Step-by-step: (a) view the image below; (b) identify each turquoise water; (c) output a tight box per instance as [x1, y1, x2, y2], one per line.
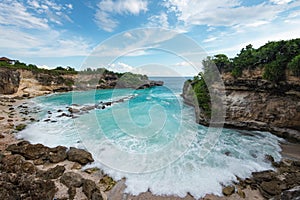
[18, 77, 282, 198]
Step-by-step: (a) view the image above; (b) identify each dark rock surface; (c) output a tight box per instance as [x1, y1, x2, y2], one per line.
[67, 147, 94, 165]
[60, 172, 83, 188]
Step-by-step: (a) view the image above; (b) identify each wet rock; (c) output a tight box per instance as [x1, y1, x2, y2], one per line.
[252, 170, 276, 182]
[222, 185, 235, 196]
[49, 146, 67, 163]
[68, 107, 80, 113]
[280, 186, 300, 200]
[67, 147, 94, 165]
[57, 109, 63, 112]
[82, 179, 101, 199]
[15, 124, 26, 131]
[84, 167, 100, 174]
[260, 180, 282, 197]
[37, 165, 65, 180]
[99, 175, 116, 191]
[0, 116, 5, 120]
[60, 172, 83, 188]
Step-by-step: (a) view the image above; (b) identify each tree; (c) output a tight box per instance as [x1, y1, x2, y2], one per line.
[288, 54, 300, 77]
[213, 54, 231, 72]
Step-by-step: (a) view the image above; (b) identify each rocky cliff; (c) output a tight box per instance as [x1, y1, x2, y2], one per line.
[0, 67, 163, 98]
[182, 71, 300, 142]
[0, 68, 20, 94]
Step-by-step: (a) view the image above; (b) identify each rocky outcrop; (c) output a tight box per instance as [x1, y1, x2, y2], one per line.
[67, 147, 94, 165]
[182, 74, 300, 142]
[0, 68, 20, 94]
[0, 67, 163, 97]
[1, 141, 112, 199]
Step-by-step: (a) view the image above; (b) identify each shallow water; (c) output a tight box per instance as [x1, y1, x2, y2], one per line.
[18, 77, 282, 199]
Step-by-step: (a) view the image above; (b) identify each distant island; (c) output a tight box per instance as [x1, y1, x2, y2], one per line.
[182, 38, 300, 142]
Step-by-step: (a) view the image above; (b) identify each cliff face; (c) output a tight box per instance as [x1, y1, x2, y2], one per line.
[0, 68, 163, 98]
[182, 72, 300, 142]
[0, 68, 20, 94]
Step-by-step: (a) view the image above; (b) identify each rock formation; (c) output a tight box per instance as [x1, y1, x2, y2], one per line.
[182, 70, 300, 142]
[0, 68, 20, 94]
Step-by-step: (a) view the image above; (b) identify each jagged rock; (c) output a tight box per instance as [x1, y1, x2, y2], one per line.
[7, 141, 50, 160]
[0, 154, 36, 174]
[49, 146, 67, 163]
[82, 179, 102, 200]
[222, 185, 235, 196]
[37, 165, 65, 180]
[0, 173, 56, 200]
[67, 147, 94, 165]
[280, 186, 300, 200]
[260, 180, 282, 197]
[252, 170, 276, 182]
[60, 172, 83, 188]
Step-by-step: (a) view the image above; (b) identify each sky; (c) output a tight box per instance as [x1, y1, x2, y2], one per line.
[0, 0, 300, 76]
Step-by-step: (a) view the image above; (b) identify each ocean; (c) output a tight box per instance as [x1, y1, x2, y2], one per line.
[18, 77, 282, 198]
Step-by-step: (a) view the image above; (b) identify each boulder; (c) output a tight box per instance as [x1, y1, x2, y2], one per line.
[49, 146, 67, 163]
[60, 172, 83, 188]
[37, 165, 65, 180]
[260, 181, 282, 198]
[7, 141, 50, 160]
[67, 147, 94, 165]
[222, 185, 235, 196]
[82, 179, 98, 199]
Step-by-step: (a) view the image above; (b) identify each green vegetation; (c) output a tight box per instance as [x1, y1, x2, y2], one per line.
[0, 60, 78, 75]
[188, 38, 300, 117]
[210, 38, 300, 81]
[288, 54, 300, 77]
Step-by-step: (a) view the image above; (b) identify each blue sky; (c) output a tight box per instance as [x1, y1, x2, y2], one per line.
[0, 0, 299, 76]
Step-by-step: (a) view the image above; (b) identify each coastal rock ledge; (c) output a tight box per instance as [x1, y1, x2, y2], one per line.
[182, 74, 300, 142]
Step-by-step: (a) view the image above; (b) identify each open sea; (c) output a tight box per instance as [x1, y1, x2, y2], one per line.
[18, 77, 282, 198]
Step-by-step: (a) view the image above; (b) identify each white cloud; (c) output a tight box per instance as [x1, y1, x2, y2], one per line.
[108, 62, 134, 73]
[95, 0, 148, 32]
[163, 0, 284, 29]
[147, 12, 169, 28]
[0, 0, 49, 29]
[269, 0, 293, 4]
[0, 26, 92, 57]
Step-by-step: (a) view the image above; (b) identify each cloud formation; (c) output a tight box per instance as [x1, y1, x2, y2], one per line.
[95, 0, 148, 32]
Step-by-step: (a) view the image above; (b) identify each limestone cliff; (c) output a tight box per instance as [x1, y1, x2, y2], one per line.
[182, 71, 300, 142]
[0, 68, 163, 98]
[0, 68, 20, 94]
